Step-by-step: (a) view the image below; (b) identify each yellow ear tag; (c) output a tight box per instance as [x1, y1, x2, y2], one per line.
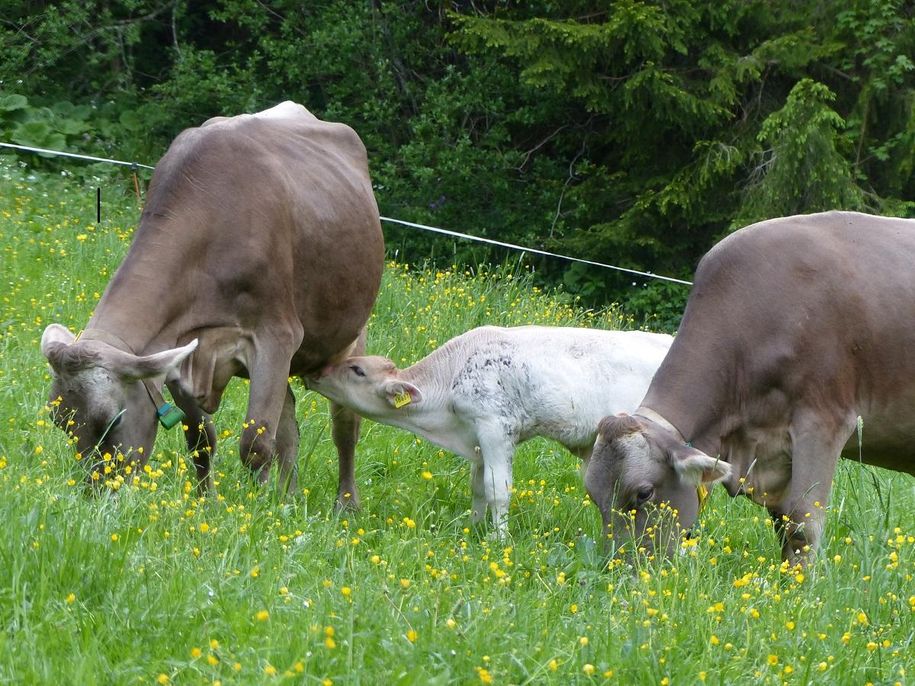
[393, 391, 412, 409]
[697, 483, 710, 514]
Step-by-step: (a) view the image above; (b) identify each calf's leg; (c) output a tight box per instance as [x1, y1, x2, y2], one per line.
[475, 424, 516, 537]
[470, 449, 487, 524]
[572, 445, 592, 482]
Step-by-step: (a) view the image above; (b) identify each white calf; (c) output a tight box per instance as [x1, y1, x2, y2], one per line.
[308, 325, 672, 534]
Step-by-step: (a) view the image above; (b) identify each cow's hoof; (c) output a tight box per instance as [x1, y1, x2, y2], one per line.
[335, 494, 361, 513]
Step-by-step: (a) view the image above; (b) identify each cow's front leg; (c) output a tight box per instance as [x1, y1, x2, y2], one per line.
[774, 412, 853, 565]
[771, 504, 830, 567]
[240, 345, 295, 488]
[330, 328, 366, 511]
[169, 381, 217, 496]
[274, 384, 299, 495]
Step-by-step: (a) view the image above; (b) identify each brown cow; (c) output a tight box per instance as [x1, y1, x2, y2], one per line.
[40, 101, 384, 506]
[585, 211, 915, 564]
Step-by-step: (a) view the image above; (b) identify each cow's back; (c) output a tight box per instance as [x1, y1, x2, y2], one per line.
[116, 102, 384, 375]
[644, 211, 915, 471]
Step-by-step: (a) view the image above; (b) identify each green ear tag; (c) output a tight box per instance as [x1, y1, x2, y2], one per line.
[393, 391, 412, 409]
[157, 402, 186, 430]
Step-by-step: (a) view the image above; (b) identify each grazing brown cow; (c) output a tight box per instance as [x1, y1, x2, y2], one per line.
[40, 101, 384, 506]
[585, 211, 915, 564]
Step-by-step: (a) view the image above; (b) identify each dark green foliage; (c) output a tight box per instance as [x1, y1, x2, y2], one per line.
[738, 79, 864, 226]
[0, 95, 95, 159]
[2, 0, 913, 326]
[451, 1, 913, 276]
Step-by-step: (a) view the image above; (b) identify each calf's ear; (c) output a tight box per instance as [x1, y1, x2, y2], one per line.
[382, 380, 423, 408]
[669, 445, 731, 486]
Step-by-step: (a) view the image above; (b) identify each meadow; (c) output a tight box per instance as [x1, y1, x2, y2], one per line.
[0, 157, 912, 685]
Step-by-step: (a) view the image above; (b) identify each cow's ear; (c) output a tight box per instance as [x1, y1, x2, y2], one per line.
[669, 445, 731, 486]
[382, 380, 423, 409]
[110, 339, 199, 381]
[41, 324, 77, 370]
[597, 413, 642, 441]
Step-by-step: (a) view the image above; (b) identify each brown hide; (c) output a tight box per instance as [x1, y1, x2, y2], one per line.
[42, 102, 384, 503]
[588, 211, 915, 563]
[646, 211, 915, 477]
[94, 102, 382, 375]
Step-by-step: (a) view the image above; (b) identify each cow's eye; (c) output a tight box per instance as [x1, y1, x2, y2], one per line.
[349, 365, 365, 378]
[635, 486, 654, 505]
[110, 413, 123, 429]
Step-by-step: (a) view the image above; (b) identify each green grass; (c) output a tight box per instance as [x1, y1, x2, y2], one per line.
[0, 158, 912, 685]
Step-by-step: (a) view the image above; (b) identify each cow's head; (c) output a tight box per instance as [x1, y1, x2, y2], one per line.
[40, 324, 196, 485]
[307, 355, 422, 417]
[585, 413, 731, 558]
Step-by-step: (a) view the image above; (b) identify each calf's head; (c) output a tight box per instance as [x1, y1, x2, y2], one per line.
[307, 355, 422, 417]
[40, 324, 196, 483]
[585, 413, 730, 558]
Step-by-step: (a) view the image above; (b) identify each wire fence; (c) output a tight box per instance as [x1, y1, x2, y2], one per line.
[0, 142, 155, 170]
[0, 141, 693, 286]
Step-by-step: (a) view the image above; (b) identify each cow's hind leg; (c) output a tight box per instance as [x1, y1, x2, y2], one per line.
[331, 329, 367, 512]
[169, 381, 217, 496]
[331, 401, 361, 511]
[773, 411, 856, 565]
[275, 384, 300, 494]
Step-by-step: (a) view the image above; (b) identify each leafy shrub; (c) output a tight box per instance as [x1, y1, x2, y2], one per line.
[619, 280, 690, 333]
[1, 93, 92, 158]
